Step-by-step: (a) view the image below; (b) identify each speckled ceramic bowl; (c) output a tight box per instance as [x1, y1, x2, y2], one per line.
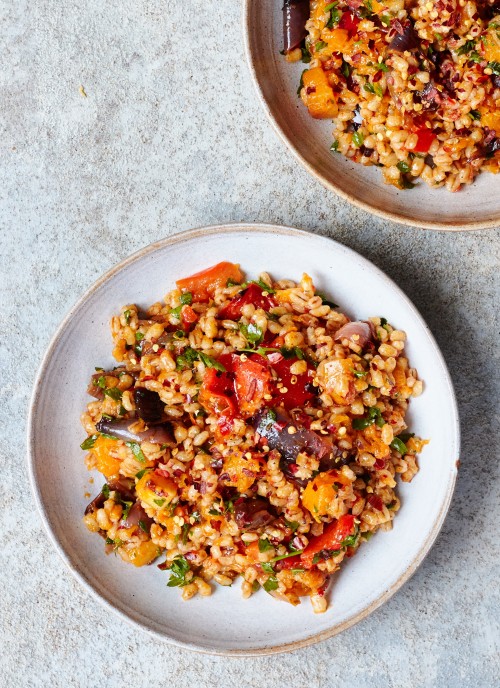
[28, 224, 459, 654]
[243, 1, 500, 230]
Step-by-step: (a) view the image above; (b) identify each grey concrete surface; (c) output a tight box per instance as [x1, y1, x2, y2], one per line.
[1, 1, 499, 686]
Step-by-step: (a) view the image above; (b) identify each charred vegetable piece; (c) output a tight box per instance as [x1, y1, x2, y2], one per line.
[133, 388, 164, 423]
[121, 501, 154, 531]
[300, 514, 356, 568]
[95, 416, 173, 445]
[218, 283, 277, 321]
[176, 262, 243, 302]
[283, 0, 310, 52]
[254, 408, 334, 467]
[233, 497, 275, 531]
[333, 321, 374, 349]
[388, 21, 419, 52]
[87, 368, 127, 400]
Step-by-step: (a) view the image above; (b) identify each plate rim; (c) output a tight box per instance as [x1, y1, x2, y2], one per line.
[242, 1, 498, 232]
[27, 222, 460, 655]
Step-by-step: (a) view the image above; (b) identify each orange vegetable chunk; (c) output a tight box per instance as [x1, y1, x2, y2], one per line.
[176, 262, 243, 302]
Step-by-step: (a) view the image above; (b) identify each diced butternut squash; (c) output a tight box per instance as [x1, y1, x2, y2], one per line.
[480, 110, 500, 133]
[322, 28, 349, 52]
[302, 470, 351, 522]
[221, 451, 262, 493]
[92, 436, 121, 478]
[483, 29, 500, 63]
[127, 540, 161, 567]
[301, 67, 338, 119]
[136, 471, 177, 509]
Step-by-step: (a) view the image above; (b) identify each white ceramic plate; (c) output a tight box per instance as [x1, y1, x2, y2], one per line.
[244, 1, 500, 230]
[28, 224, 459, 655]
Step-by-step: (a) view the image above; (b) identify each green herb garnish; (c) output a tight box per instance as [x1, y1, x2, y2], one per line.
[457, 40, 476, 55]
[258, 538, 273, 553]
[123, 309, 131, 324]
[126, 441, 146, 463]
[239, 322, 264, 346]
[397, 161, 411, 174]
[180, 292, 193, 305]
[138, 520, 149, 533]
[316, 292, 339, 308]
[468, 110, 481, 120]
[488, 61, 500, 75]
[263, 577, 279, 592]
[80, 434, 98, 450]
[104, 387, 122, 401]
[166, 555, 191, 587]
[352, 131, 364, 148]
[284, 519, 300, 533]
[352, 406, 385, 430]
[390, 436, 408, 455]
[261, 562, 275, 574]
[154, 498, 166, 507]
[102, 483, 110, 499]
[269, 550, 303, 563]
[135, 468, 151, 480]
[198, 351, 227, 371]
[330, 139, 340, 153]
[135, 331, 145, 342]
[297, 70, 307, 97]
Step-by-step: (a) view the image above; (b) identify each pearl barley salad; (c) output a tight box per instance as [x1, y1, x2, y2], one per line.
[81, 262, 427, 613]
[283, 0, 500, 191]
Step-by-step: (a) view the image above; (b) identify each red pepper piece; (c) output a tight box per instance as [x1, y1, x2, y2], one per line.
[339, 11, 359, 38]
[300, 514, 356, 569]
[218, 283, 277, 320]
[268, 357, 316, 410]
[412, 126, 436, 153]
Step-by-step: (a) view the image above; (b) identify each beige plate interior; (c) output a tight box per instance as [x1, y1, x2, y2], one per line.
[244, 1, 500, 230]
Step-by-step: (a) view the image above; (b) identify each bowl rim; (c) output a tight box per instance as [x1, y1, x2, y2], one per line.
[27, 222, 460, 655]
[242, 1, 498, 232]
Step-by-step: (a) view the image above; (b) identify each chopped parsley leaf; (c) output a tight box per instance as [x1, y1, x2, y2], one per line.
[397, 161, 411, 174]
[180, 292, 193, 305]
[166, 555, 191, 587]
[258, 538, 273, 553]
[263, 576, 279, 592]
[126, 441, 146, 463]
[239, 322, 264, 346]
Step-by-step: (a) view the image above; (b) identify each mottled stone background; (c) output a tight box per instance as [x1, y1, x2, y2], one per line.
[1, 1, 499, 686]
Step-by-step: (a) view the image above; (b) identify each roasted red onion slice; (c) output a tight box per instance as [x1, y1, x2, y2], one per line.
[121, 501, 153, 530]
[96, 417, 173, 445]
[333, 321, 374, 348]
[283, 0, 310, 52]
[388, 22, 419, 52]
[254, 408, 332, 464]
[133, 387, 165, 423]
[233, 497, 275, 531]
